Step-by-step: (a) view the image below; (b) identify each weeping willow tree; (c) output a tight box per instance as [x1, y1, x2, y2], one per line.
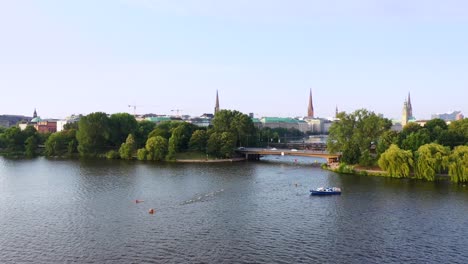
[415, 143, 450, 181]
[378, 144, 413, 178]
[448, 146, 468, 183]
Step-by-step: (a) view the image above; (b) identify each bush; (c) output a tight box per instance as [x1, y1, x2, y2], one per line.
[137, 148, 147, 161]
[106, 150, 120, 159]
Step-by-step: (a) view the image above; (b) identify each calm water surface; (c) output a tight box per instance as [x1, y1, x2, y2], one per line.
[1, 156, 467, 264]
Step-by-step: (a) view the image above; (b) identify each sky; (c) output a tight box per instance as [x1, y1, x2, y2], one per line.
[0, 0, 467, 120]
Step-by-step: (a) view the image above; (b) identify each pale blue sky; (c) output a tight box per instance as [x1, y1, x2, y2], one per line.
[1, 0, 467, 119]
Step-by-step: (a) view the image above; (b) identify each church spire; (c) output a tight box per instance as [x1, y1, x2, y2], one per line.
[335, 105, 338, 118]
[214, 90, 220, 115]
[407, 92, 413, 118]
[307, 89, 314, 118]
[33, 108, 37, 118]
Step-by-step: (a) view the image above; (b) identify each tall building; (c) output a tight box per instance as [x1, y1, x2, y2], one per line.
[307, 89, 314, 118]
[335, 105, 338, 118]
[214, 90, 220, 115]
[33, 108, 37, 118]
[402, 93, 414, 126]
[431, 111, 463, 121]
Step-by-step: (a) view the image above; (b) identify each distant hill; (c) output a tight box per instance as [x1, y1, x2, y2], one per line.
[0, 115, 32, 128]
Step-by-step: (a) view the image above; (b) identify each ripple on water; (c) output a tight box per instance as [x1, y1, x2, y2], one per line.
[1, 158, 468, 263]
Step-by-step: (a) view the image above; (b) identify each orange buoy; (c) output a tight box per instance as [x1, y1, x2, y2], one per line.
[148, 208, 155, 214]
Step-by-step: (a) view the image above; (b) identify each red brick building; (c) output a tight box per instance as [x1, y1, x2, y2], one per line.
[34, 121, 57, 133]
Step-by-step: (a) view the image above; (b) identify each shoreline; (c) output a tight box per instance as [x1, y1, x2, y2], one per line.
[175, 157, 246, 163]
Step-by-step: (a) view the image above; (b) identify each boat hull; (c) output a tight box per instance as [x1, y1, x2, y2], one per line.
[310, 191, 341, 195]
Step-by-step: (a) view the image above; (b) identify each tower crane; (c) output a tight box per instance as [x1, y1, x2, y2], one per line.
[171, 109, 183, 116]
[128, 105, 140, 116]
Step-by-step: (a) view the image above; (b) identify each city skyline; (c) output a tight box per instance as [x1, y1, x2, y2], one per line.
[1, 1, 467, 119]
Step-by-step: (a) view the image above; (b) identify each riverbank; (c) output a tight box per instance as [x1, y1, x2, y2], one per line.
[325, 162, 451, 181]
[175, 157, 246, 163]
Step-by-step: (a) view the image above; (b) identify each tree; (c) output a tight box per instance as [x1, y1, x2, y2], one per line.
[377, 130, 399, 156]
[2, 126, 26, 151]
[207, 132, 222, 157]
[119, 134, 136, 160]
[145, 136, 168, 161]
[378, 144, 413, 178]
[448, 146, 468, 183]
[24, 136, 37, 158]
[189, 130, 208, 152]
[76, 112, 111, 157]
[0, 126, 38, 152]
[63, 122, 78, 131]
[166, 136, 177, 161]
[169, 122, 197, 152]
[424, 118, 448, 142]
[220, 132, 236, 158]
[448, 119, 468, 145]
[327, 109, 392, 164]
[438, 130, 465, 149]
[414, 143, 450, 181]
[45, 129, 77, 157]
[148, 121, 180, 140]
[109, 113, 137, 147]
[134, 120, 156, 148]
[137, 148, 148, 161]
[211, 110, 256, 147]
[400, 128, 431, 152]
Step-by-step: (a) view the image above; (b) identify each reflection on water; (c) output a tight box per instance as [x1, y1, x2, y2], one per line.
[1, 156, 467, 263]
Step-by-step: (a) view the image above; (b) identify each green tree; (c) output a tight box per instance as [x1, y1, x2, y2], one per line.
[448, 146, 468, 183]
[63, 122, 78, 131]
[207, 132, 222, 157]
[166, 136, 177, 161]
[211, 110, 256, 147]
[189, 130, 208, 152]
[148, 121, 180, 140]
[438, 130, 465, 149]
[377, 130, 399, 156]
[109, 113, 137, 147]
[145, 136, 168, 161]
[169, 122, 197, 152]
[2, 126, 26, 151]
[119, 134, 136, 160]
[448, 119, 468, 145]
[378, 144, 413, 178]
[424, 118, 448, 142]
[137, 148, 148, 161]
[220, 132, 236, 158]
[24, 136, 38, 158]
[76, 112, 111, 157]
[45, 129, 77, 157]
[400, 128, 431, 152]
[134, 120, 156, 148]
[327, 109, 392, 164]
[414, 143, 450, 181]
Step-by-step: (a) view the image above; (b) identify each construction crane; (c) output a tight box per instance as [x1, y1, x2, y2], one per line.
[171, 109, 183, 116]
[128, 105, 140, 116]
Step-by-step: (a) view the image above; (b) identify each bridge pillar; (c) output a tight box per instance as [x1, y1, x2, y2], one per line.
[245, 153, 260, 161]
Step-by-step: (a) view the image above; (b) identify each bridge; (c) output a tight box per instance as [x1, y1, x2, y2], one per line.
[236, 148, 341, 164]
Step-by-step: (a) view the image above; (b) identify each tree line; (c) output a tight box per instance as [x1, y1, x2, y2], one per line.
[0, 109, 306, 161]
[327, 109, 468, 183]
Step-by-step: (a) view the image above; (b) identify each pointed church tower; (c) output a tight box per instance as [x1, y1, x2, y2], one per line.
[307, 89, 314, 118]
[33, 108, 37, 118]
[407, 92, 413, 118]
[214, 90, 220, 115]
[335, 105, 338, 118]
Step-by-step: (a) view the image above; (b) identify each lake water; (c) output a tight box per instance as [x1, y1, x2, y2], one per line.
[1, 156, 467, 264]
